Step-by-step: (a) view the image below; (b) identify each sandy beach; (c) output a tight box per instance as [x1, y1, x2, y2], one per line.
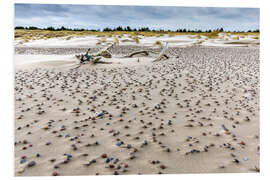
[14, 36, 260, 176]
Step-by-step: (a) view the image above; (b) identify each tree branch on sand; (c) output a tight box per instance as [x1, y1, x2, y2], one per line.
[123, 51, 149, 57]
[152, 42, 169, 62]
[92, 42, 116, 58]
[89, 57, 112, 65]
[75, 43, 115, 65]
[74, 41, 169, 68]
[121, 42, 169, 62]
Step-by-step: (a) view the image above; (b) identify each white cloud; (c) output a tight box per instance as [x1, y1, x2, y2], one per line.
[14, 4, 260, 31]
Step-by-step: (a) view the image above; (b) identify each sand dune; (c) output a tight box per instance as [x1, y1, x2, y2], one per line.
[14, 34, 259, 48]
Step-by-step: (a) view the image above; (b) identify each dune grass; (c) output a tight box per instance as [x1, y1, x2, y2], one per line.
[96, 37, 107, 45]
[154, 40, 162, 47]
[232, 36, 240, 40]
[65, 36, 73, 40]
[132, 36, 140, 44]
[195, 40, 205, 45]
[114, 37, 119, 44]
[252, 36, 260, 40]
[14, 29, 260, 41]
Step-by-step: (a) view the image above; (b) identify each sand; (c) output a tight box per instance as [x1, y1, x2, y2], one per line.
[14, 39, 259, 176]
[14, 33, 259, 48]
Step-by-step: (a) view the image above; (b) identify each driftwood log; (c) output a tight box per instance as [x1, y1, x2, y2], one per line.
[75, 43, 115, 65]
[74, 42, 169, 68]
[121, 42, 169, 62]
[153, 42, 169, 62]
[92, 42, 116, 58]
[90, 57, 112, 65]
[124, 50, 149, 57]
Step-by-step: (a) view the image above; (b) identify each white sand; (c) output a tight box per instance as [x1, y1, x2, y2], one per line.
[15, 34, 259, 48]
[14, 37, 260, 176]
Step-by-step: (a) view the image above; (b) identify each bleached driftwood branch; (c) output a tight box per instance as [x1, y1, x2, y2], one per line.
[153, 42, 169, 62]
[92, 42, 116, 58]
[124, 50, 149, 57]
[75, 43, 116, 63]
[120, 42, 169, 62]
[90, 57, 112, 64]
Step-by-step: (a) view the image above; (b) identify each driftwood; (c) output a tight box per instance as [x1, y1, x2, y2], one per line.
[124, 50, 149, 57]
[153, 42, 169, 62]
[92, 43, 116, 58]
[86, 57, 112, 65]
[120, 42, 169, 62]
[73, 41, 169, 69]
[75, 43, 115, 65]
[72, 57, 112, 70]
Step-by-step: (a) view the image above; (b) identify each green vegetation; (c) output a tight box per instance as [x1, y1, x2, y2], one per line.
[96, 37, 107, 45]
[195, 40, 205, 45]
[154, 40, 162, 47]
[132, 36, 140, 44]
[65, 36, 73, 40]
[14, 26, 260, 41]
[114, 37, 119, 44]
[232, 36, 240, 40]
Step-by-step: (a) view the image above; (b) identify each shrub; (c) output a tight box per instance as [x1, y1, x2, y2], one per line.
[232, 36, 240, 40]
[133, 36, 140, 44]
[66, 36, 73, 40]
[96, 37, 107, 45]
[252, 36, 259, 40]
[114, 37, 119, 44]
[155, 40, 162, 47]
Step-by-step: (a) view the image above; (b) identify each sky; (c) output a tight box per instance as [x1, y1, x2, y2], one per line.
[14, 4, 260, 31]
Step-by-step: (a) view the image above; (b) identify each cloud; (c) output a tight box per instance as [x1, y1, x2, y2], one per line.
[14, 4, 260, 31]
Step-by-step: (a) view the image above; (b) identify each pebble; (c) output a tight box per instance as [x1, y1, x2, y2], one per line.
[101, 153, 107, 158]
[160, 164, 166, 169]
[143, 140, 148, 145]
[52, 171, 58, 176]
[27, 161, 36, 167]
[64, 153, 72, 160]
[106, 158, 111, 163]
[97, 112, 104, 117]
[20, 159, 26, 164]
[113, 158, 119, 164]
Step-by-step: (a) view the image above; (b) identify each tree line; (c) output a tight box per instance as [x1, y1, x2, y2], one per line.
[14, 26, 260, 33]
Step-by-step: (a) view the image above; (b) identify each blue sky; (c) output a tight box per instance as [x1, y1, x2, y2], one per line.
[14, 4, 260, 31]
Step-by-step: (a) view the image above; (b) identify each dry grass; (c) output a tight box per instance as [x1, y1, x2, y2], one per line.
[14, 29, 260, 41]
[252, 36, 260, 40]
[65, 36, 73, 40]
[232, 36, 240, 40]
[132, 36, 140, 44]
[154, 40, 162, 47]
[195, 40, 205, 45]
[114, 37, 119, 44]
[96, 37, 107, 45]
